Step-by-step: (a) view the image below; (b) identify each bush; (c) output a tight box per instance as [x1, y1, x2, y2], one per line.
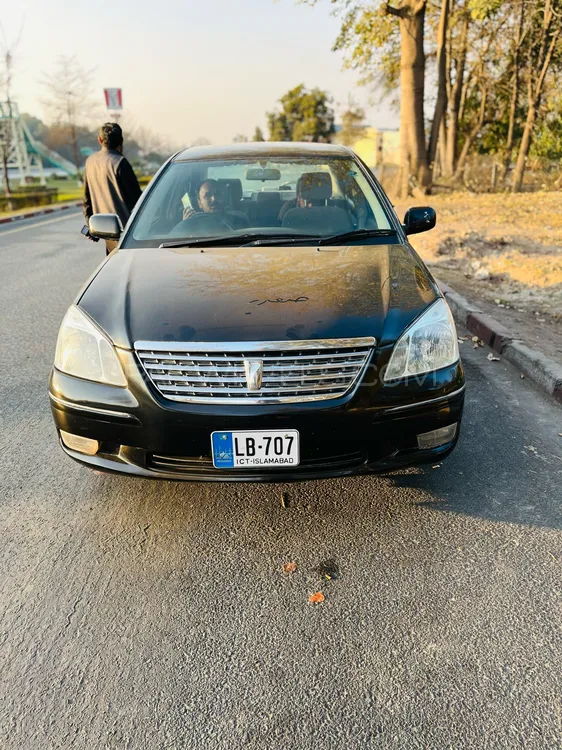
[0, 188, 59, 213]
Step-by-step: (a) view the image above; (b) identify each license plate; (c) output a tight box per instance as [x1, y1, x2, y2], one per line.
[211, 430, 300, 469]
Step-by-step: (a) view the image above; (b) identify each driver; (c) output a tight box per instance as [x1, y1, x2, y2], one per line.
[182, 179, 249, 229]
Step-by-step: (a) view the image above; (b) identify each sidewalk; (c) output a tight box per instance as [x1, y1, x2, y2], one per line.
[439, 279, 562, 404]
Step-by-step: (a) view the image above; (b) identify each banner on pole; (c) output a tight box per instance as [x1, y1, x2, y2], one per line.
[104, 88, 123, 110]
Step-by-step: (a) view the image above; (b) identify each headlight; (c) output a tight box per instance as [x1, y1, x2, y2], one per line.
[54, 305, 127, 386]
[384, 298, 459, 381]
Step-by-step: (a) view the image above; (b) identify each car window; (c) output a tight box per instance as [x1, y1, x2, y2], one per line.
[126, 155, 392, 247]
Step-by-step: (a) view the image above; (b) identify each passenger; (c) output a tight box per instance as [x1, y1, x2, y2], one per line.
[277, 178, 312, 223]
[182, 179, 249, 229]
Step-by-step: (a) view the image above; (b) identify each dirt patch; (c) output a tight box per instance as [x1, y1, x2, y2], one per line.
[395, 192, 562, 362]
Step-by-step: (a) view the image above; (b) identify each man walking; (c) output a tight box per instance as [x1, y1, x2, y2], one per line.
[83, 122, 142, 254]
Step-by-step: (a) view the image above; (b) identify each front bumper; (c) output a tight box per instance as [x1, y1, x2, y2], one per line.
[49, 358, 465, 482]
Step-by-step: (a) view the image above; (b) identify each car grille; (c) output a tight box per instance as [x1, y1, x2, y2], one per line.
[149, 450, 366, 474]
[134, 338, 375, 404]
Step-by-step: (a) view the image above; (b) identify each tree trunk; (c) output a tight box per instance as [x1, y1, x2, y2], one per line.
[394, 1, 430, 196]
[512, 14, 560, 193]
[511, 103, 536, 193]
[1, 152, 11, 198]
[427, 0, 450, 169]
[438, 118, 448, 176]
[445, 10, 469, 176]
[454, 88, 487, 180]
[502, 0, 525, 182]
[70, 123, 81, 179]
[398, 118, 411, 199]
[0, 117, 12, 197]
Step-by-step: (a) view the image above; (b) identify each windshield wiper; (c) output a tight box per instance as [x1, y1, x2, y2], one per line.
[160, 232, 316, 249]
[315, 229, 397, 245]
[159, 228, 397, 249]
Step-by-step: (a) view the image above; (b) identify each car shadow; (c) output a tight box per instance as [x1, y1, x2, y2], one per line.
[381, 414, 561, 531]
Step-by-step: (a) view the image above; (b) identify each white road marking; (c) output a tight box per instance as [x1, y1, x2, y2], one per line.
[0, 211, 80, 238]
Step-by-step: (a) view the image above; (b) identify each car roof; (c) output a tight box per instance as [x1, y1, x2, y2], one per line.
[173, 141, 354, 162]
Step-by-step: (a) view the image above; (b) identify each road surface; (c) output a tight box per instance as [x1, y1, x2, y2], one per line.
[1, 211, 561, 749]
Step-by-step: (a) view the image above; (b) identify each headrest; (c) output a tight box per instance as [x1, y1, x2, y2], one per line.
[282, 205, 352, 233]
[256, 191, 281, 203]
[217, 178, 243, 204]
[299, 172, 332, 201]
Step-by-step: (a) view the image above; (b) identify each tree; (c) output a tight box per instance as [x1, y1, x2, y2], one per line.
[309, 0, 562, 193]
[267, 84, 335, 142]
[501, 0, 526, 180]
[338, 99, 367, 145]
[306, 1, 443, 195]
[252, 126, 265, 141]
[191, 137, 211, 147]
[0, 22, 24, 199]
[530, 93, 562, 160]
[41, 55, 96, 176]
[130, 124, 165, 157]
[511, 0, 561, 192]
[233, 133, 248, 142]
[386, 2, 432, 194]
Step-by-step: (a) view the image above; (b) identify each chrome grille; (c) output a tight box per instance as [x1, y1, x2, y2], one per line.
[134, 338, 375, 404]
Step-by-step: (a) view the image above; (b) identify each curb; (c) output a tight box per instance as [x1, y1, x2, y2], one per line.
[0, 201, 82, 226]
[438, 279, 562, 404]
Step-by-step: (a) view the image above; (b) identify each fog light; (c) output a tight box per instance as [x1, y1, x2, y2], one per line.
[60, 430, 99, 456]
[417, 423, 457, 450]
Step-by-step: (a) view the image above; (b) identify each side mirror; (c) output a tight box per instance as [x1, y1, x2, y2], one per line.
[403, 206, 436, 235]
[89, 213, 123, 241]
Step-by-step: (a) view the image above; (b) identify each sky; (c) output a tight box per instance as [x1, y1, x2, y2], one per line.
[2, 0, 399, 148]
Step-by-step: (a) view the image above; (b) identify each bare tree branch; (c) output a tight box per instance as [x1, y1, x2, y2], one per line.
[384, 4, 408, 18]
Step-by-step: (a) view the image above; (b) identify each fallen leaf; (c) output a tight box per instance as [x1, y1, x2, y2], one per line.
[471, 335, 479, 343]
[558, 433, 562, 437]
[432, 464, 441, 469]
[309, 591, 325, 604]
[282, 562, 297, 574]
[487, 353, 500, 361]
[281, 491, 290, 509]
[520, 374, 525, 379]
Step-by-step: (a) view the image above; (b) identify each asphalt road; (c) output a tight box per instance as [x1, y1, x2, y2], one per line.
[1, 211, 561, 750]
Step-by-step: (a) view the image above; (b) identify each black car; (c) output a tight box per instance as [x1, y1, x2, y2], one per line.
[50, 142, 464, 481]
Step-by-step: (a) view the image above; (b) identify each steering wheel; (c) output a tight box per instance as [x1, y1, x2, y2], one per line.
[169, 212, 234, 238]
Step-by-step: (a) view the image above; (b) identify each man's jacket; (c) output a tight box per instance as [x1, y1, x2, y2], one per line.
[83, 148, 142, 228]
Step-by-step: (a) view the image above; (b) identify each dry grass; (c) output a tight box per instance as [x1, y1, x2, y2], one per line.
[395, 191, 562, 359]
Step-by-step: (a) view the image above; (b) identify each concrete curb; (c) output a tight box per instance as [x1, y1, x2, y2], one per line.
[437, 279, 562, 404]
[0, 201, 82, 225]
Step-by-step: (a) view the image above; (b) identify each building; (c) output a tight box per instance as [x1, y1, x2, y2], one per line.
[332, 126, 401, 169]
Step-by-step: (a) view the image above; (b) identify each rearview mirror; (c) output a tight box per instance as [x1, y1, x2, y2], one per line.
[89, 213, 123, 240]
[403, 206, 436, 235]
[245, 168, 281, 181]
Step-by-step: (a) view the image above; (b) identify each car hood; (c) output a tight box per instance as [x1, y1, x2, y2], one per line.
[78, 244, 438, 349]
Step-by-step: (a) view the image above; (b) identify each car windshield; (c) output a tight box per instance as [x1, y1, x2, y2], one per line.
[124, 155, 393, 247]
